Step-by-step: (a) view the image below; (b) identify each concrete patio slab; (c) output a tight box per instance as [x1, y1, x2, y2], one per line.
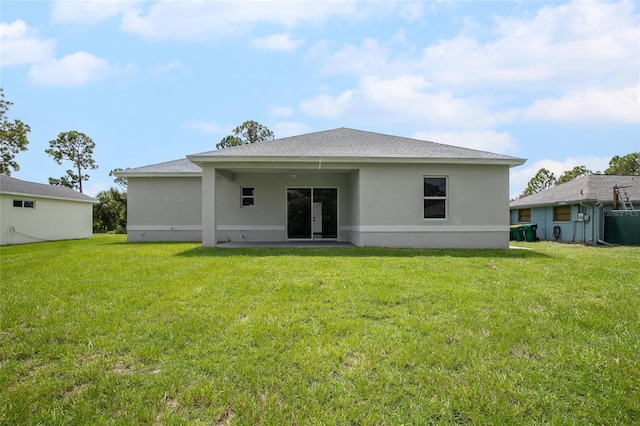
[217, 241, 356, 248]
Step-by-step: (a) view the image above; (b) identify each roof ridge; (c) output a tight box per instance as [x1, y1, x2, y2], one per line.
[188, 127, 524, 163]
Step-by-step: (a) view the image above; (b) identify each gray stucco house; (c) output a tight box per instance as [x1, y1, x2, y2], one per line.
[510, 174, 640, 245]
[0, 175, 96, 245]
[117, 128, 525, 248]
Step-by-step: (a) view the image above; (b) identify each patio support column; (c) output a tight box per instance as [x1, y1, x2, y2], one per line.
[202, 166, 217, 247]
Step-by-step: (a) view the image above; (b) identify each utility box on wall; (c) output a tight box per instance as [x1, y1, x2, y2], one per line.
[578, 213, 590, 222]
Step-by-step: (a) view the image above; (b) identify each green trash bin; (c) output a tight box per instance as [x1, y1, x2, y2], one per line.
[510, 225, 524, 241]
[522, 223, 538, 242]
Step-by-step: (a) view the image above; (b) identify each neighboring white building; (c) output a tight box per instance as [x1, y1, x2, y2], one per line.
[117, 128, 526, 248]
[0, 175, 96, 245]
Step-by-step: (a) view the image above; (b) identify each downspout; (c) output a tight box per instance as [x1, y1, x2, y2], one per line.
[582, 206, 586, 243]
[594, 202, 603, 244]
[579, 203, 586, 243]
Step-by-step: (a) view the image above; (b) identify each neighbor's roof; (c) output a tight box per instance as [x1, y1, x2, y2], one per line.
[188, 128, 525, 166]
[510, 175, 640, 208]
[116, 158, 201, 177]
[0, 175, 97, 203]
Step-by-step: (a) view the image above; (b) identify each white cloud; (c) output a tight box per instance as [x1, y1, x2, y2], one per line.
[0, 20, 55, 67]
[120, 1, 362, 41]
[399, 2, 425, 23]
[84, 181, 110, 197]
[150, 60, 190, 77]
[513, 85, 640, 124]
[420, 1, 639, 90]
[360, 76, 499, 128]
[50, 0, 135, 25]
[300, 90, 354, 118]
[412, 130, 517, 155]
[300, 75, 498, 128]
[304, 1, 639, 129]
[510, 156, 613, 199]
[27, 51, 135, 87]
[181, 120, 228, 135]
[251, 33, 305, 52]
[1, 19, 135, 87]
[273, 121, 312, 138]
[310, 38, 393, 77]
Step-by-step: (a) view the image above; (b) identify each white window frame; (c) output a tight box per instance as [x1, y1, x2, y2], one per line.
[13, 199, 35, 209]
[241, 187, 255, 208]
[423, 176, 447, 219]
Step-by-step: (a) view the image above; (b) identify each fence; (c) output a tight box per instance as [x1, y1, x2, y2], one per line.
[604, 210, 640, 245]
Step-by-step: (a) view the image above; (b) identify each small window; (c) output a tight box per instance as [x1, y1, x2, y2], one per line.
[424, 177, 447, 219]
[554, 205, 571, 222]
[13, 200, 23, 207]
[518, 208, 531, 222]
[23, 201, 35, 208]
[241, 187, 255, 207]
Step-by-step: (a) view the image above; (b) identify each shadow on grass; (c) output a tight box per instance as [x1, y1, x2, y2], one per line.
[175, 246, 551, 259]
[94, 235, 551, 259]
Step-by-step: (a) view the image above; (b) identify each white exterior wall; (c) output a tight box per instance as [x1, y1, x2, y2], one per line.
[353, 163, 511, 248]
[128, 162, 513, 248]
[347, 170, 360, 245]
[215, 171, 353, 243]
[0, 194, 93, 245]
[127, 176, 202, 242]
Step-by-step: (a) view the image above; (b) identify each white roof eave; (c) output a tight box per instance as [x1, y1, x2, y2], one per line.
[115, 172, 202, 179]
[186, 155, 526, 168]
[0, 190, 98, 204]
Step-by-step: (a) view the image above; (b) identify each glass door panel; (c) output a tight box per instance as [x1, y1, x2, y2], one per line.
[314, 188, 337, 238]
[287, 189, 311, 239]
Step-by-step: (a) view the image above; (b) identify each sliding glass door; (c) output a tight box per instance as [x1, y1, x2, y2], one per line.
[287, 188, 337, 239]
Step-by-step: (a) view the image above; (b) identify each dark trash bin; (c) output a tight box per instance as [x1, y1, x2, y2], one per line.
[522, 223, 538, 242]
[510, 225, 524, 241]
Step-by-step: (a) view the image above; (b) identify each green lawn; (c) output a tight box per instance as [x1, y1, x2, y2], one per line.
[1, 235, 638, 425]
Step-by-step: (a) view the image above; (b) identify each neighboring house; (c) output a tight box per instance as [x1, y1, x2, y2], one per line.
[510, 175, 640, 245]
[117, 128, 526, 248]
[0, 175, 97, 245]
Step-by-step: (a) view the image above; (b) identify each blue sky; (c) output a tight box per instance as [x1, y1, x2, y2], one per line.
[2, 0, 638, 198]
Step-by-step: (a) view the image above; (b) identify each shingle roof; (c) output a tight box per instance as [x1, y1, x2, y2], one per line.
[118, 128, 525, 176]
[510, 175, 640, 208]
[0, 175, 97, 203]
[116, 158, 202, 177]
[189, 128, 525, 164]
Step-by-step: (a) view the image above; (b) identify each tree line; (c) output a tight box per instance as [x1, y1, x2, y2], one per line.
[1, 88, 275, 233]
[1, 88, 98, 192]
[520, 153, 640, 198]
[1, 88, 124, 232]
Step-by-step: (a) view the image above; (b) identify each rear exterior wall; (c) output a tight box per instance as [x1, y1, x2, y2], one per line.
[353, 163, 511, 248]
[126, 177, 202, 242]
[215, 171, 353, 243]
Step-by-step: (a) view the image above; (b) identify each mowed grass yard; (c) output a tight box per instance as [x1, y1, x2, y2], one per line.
[1, 235, 638, 425]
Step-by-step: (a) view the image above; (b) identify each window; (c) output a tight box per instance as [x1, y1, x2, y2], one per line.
[424, 177, 447, 219]
[554, 205, 571, 222]
[241, 187, 255, 207]
[12, 200, 35, 208]
[518, 208, 531, 222]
